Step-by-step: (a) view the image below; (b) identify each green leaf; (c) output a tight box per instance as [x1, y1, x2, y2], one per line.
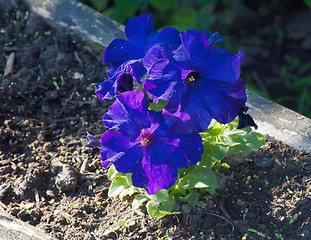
[171, 9, 198, 30]
[170, 184, 187, 197]
[178, 190, 200, 207]
[159, 194, 175, 212]
[221, 128, 264, 153]
[125, 173, 133, 185]
[119, 186, 142, 198]
[150, 0, 177, 11]
[108, 176, 130, 197]
[146, 200, 160, 217]
[203, 142, 229, 161]
[107, 164, 117, 180]
[146, 199, 178, 219]
[132, 194, 150, 210]
[148, 189, 170, 202]
[114, 0, 142, 18]
[89, 0, 109, 12]
[148, 99, 168, 112]
[118, 219, 126, 227]
[178, 159, 218, 195]
[127, 220, 135, 227]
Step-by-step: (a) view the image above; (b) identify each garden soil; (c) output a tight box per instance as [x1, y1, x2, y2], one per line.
[1, 1, 311, 239]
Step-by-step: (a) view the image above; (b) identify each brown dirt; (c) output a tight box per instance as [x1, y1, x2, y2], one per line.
[1, 1, 311, 239]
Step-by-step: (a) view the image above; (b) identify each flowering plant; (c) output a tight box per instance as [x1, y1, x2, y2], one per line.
[87, 14, 263, 218]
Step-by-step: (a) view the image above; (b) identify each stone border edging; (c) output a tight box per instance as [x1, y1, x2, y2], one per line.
[0, 209, 55, 240]
[246, 91, 311, 152]
[22, 0, 126, 47]
[22, 0, 311, 153]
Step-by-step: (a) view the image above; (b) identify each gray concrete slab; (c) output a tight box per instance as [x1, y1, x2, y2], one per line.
[247, 91, 311, 152]
[22, 0, 126, 47]
[0, 209, 55, 240]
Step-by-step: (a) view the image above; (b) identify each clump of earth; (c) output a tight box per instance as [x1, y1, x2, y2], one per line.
[1, 1, 311, 239]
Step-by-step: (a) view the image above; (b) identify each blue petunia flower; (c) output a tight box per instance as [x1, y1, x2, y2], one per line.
[100, 91, 203, 194]
[95, 14, 180, 102]
[144, 29, 247, 133]
[204, 28, 224, 46]
[85, 132, 101, 148]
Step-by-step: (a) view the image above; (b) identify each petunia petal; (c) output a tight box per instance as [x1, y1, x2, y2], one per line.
[95, 70, 134, 103]
[95, 78, 116, 102]
[113, 144, 142, 173]
[145, 59, 184, 102]
[199, 78, 247, 123]
[179, 30, 210, 69]
[202, 51, 244, 83]
[143, 45, 164, 72]
[100, 130, 136, 168]
[104, 40, 141, 65]
[148, 27, 181, 48]
[178, 134, 203, 166]
[149, 141, 187, 169]
[125, 14, 156, 45]
[103, 91, 147, 139]
[204, 28, 224, 46]
[139, 148, 178, 195]
[164, 86, 212, 133]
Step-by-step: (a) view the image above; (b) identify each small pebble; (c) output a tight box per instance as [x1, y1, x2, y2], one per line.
[0, 166, 11, 175]
[181, 203, 192, 215]
[0, 184, 12, 199]
[17, 209, 28, 221]
[254, 157, 273, 168]
[55, 164, 78, 193]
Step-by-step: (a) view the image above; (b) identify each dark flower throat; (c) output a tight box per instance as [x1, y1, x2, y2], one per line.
[186, 71, 200, 84]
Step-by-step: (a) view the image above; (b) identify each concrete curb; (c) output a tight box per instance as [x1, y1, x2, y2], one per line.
[0, 209, 55, 240]
[247, 91, 311, 152]
[22, 0, 126, 47]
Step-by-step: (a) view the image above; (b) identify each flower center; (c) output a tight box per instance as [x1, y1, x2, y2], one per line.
[186, 71, 200, 84]
[141, 136, 152, 147]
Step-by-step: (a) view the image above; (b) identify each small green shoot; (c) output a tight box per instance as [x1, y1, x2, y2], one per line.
[253, 174, 259, 179]
[60, 75, 64, 86]
[221, 163, 230, 169]
[270, 221, 277, 227]
[275, 233, 285, 240]
[248, 228, 265, 238]
[53, 78, 60, 90]
[103, 226, 119, 239]
[24, 11, 29, 21]
[4, 42, 13, 46]
[59, 138, 65, 144]
[242, 192, 253, 195]
[44, 30, 51, 36]
[117, 219, 135, 228]
[289, 213, 298, 224]
[285, 175, 290, 184]
[243, 208, 248, 221]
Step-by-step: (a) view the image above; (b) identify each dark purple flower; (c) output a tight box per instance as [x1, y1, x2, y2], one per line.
[204, 28, 223, 46]
[85, 132, 101, 148]
[237, 106, 258, 129]
[100, 91, 203, 194]
[145, 29, 247, 133]
[96, 14, 180, 102]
